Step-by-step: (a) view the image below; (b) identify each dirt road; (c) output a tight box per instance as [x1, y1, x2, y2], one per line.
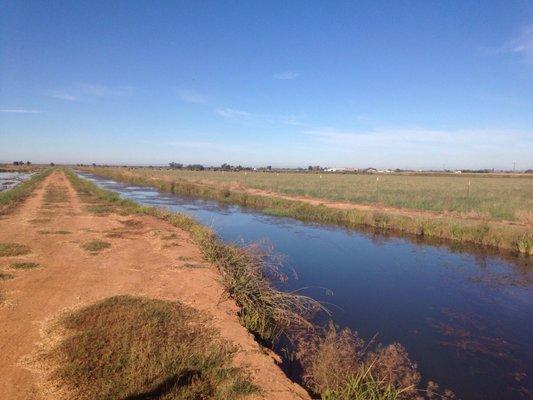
[0, 170, 309, 400]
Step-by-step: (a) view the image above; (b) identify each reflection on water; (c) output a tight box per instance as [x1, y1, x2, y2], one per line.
[78, 172, 532, 400]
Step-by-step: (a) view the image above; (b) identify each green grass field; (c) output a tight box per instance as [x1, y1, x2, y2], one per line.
[112, 169, 533, 222]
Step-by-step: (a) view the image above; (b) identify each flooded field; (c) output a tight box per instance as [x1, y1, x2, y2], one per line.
[0, 172, 32, 191]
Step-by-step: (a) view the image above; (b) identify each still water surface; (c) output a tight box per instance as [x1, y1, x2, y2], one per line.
[78, 172, 532, 399]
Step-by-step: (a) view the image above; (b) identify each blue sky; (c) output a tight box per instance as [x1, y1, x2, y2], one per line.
[1, 1, 532, 169]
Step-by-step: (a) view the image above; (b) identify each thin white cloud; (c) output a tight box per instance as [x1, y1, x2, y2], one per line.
[48, 92, 81, 102]
[305, 126, 533, 149]
[169, 140, 216, 148]
[77, 83, 133, 97]
[177, 90, 207, 104]
[0, 108, 41, 114]
[48, 83, 134, 101]
[302, 126, 533, 169]
[138, 138, 253, 154]
[215, 108, 252, 119]
[274, 71, 300, 80]
[506, 25, 533, 65]
[215, 107, 307, 127]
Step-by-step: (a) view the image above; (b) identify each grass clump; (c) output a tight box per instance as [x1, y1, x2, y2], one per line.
[81, 239, 111, 253]
[86, 204, 116, 214]
[0, 272, 14, 280]
[44, 295, 258, 400]
[29, 218, 52, 224]
[0, 242, 31, 257]
[10, 262, 40, 269]
[37, 230, 71, 235]
[43, 183, 69, 204]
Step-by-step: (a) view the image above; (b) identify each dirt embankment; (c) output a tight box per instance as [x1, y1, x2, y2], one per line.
[231, 185, 531, 229]
[0, 170, 309, 400]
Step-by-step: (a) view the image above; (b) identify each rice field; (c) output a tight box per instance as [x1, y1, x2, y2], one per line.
[112, 169, 533, 222]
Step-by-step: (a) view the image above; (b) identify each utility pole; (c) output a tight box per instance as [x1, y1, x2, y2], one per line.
[513, 162, 516, 172]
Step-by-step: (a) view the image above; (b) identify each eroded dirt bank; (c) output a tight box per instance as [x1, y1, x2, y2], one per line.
[0, 170, 309, 399]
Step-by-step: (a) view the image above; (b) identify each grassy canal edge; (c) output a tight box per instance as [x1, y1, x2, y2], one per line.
[65, 168, 455, 399]
[84, 167, 532, 256]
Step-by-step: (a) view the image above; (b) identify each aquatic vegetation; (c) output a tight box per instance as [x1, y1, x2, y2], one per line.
[299, 324, 452, 400]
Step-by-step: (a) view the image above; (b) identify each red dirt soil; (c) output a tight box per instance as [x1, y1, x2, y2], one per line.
[0, 171, 309, 400]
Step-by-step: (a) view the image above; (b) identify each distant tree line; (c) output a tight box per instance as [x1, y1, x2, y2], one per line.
[12, 161, 31, 166]
[168, 162, 262, 172]
[81, 162, 533, 175]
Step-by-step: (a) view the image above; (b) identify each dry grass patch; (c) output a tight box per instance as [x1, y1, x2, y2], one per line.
[0, 272, 14, 280]
[38, 230, 71, 235]
[29, 218, 52, 224]
[180, 262, 206, 269]
[10, 262, 40, 270]
[163, 241, 181, 249]
[515, 210, 533, 224]
[119, 218, 144, 228]
[81, 239, 111, 253]
[86, 204, 116, 214]
[162, 233, 179, 240]
[104, 231, 127, 239]
[43, 184, 69, 204]
[42, 296, 258, 400]
[0, 242, 31, 257]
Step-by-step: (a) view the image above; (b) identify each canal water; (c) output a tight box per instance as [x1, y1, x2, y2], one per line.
[78, 171, 532, 400]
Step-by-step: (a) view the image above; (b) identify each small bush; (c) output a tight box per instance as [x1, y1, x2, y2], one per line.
[81, 240, 111, 253]
[0, 242, 31, 257]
